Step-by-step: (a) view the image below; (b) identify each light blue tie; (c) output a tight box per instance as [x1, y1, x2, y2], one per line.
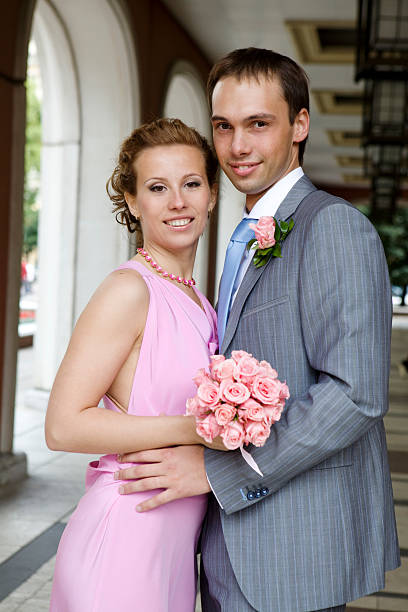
[217, 218, 256, 347]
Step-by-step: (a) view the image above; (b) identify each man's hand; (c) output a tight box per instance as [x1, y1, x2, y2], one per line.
[114, 445, 210, 512]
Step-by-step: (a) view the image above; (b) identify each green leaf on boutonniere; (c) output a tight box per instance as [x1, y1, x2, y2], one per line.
[253, 253, 271, 268]
[272, 243, 282, 258]
[288, 218, 295, 231]
[280, 220, 289, 232]
[274, 224, 281, 241]
[256, 247, 273, 256]
[246, 238, 257, 251]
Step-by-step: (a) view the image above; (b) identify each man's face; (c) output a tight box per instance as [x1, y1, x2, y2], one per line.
[211, 75, 309, 210]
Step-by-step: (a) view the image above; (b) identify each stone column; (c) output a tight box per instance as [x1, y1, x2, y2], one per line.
[0, 0, 36, 486]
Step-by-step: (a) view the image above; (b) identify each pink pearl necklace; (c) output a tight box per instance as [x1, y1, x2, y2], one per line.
[137, 248, 196, 287]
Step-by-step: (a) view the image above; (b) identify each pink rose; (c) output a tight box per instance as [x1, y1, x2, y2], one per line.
[220, 380, 251, 405]
[231, 350, 252, 363]
[197, 381, 220, 409]
[233, 355, 260, 385]
[196, 414, 222, 443]
[210, 355, 225, 366]
[209, 356, 224, 381]
[221, 420, 246, 450]
[210, 357, 235, 382]
[251, 375, 282, 405]
[263, 403, 284, 424]
[279, 382, 290, 400]
[193, 368, 211, 387]
[258, 360, 278, 379]
[214, 403, 236, 426]
[186, 396, 210, 417]
[239, 398, 265, 422]
[245, 420, 271, 447]
[249, 216, 276, 249]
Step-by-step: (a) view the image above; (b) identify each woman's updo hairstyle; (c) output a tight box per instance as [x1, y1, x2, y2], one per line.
[106, 118, 218, 245]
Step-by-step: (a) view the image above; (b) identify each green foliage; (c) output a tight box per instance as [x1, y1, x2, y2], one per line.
[23, 76, 41, 255]
[359, 205, 408, 303]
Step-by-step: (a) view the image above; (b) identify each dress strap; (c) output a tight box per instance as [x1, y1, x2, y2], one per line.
[105, 392, 128, 414]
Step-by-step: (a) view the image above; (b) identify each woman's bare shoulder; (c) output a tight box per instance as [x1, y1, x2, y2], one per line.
[95, 267, 148, 304]
[76, 266, 149, 336]
[103, 267, 148, 300]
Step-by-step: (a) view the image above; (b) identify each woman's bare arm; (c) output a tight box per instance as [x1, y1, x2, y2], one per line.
[45, 269, 198, 454]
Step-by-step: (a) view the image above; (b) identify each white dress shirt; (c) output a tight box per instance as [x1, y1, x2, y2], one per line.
[231, 167, 304, 306]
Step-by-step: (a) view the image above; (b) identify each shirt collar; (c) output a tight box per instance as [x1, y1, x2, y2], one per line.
[243, 167, 304, 220]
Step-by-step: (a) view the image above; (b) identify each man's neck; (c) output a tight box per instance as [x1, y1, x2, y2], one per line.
[245, 166, 303, 214]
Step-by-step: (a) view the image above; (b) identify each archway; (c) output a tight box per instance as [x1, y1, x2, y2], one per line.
[163, 61, 212, 293]
[31, 0, 140, 391]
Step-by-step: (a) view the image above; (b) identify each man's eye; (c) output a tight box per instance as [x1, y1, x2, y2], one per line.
[254, 120, 267, 128]
[150, 185, 165, 192]
[216, 122, 231, 131]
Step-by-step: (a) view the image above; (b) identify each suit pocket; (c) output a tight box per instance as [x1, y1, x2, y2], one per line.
[312, 445, 353, 470]
[241, 295, 289, 318]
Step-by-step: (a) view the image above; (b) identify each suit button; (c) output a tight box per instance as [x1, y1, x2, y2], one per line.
[261, 487, 269, 496]
[247, 490, 255, 501]
[255, 489, 262, 498]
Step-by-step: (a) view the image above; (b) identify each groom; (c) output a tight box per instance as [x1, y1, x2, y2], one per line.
[117, 48, 400, 611]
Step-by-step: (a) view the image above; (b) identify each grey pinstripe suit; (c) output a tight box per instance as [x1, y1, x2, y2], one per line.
[201, 175, 400, 612]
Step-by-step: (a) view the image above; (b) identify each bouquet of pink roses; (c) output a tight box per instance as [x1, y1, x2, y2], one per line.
[186, 350, 289, 451]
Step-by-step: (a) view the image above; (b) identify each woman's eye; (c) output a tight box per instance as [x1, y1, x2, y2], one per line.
[150, 184, 165, 192]
[185, 181, 201, 189]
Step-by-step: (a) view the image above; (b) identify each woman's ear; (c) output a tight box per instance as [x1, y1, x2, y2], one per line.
[208, 183, 218, 214]
[124, 192, 139, 219]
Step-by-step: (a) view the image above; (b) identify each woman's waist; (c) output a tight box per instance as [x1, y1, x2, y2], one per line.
[87, 453, 131, 473]
[85, 453, 132, 488]
[85, 454, 208, 506]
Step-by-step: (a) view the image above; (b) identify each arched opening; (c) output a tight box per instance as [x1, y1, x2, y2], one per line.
[163, 61, 212, 294]
[10, 0, 140, 479]
[29, 0, 140, 394]
[162, 61, 245, 301]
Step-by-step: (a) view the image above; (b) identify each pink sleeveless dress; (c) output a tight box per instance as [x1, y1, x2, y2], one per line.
[50, 260, 217, 611]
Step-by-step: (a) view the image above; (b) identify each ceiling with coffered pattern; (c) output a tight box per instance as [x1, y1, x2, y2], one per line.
[162, 0, 371, 189]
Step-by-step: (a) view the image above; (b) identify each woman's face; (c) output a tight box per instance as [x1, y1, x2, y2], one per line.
[126, 144, 216, 254]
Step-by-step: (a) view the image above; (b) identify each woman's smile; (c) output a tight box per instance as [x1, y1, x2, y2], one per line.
[164, 217, 194, 228]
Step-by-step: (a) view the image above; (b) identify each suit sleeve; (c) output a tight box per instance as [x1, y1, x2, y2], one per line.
[205, 201, 392, 514]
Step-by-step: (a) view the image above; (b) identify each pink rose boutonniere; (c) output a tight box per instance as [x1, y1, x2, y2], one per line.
[247, 216, 294, 268]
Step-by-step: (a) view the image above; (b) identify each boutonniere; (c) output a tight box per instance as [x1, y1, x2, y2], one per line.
[247, 216, 294, 268]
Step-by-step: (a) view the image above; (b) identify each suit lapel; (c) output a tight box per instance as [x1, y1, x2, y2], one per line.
[273, 174, 316, 221]
[220, 175, 317, 354]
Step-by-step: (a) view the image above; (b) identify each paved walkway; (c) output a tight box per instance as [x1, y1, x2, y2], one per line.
[0, 319, 407, 611]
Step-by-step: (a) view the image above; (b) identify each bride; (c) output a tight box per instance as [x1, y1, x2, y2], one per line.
[46, 118, 224, 611]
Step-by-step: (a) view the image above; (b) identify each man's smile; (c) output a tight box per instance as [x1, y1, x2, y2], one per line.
[229, 162, 261, 177]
